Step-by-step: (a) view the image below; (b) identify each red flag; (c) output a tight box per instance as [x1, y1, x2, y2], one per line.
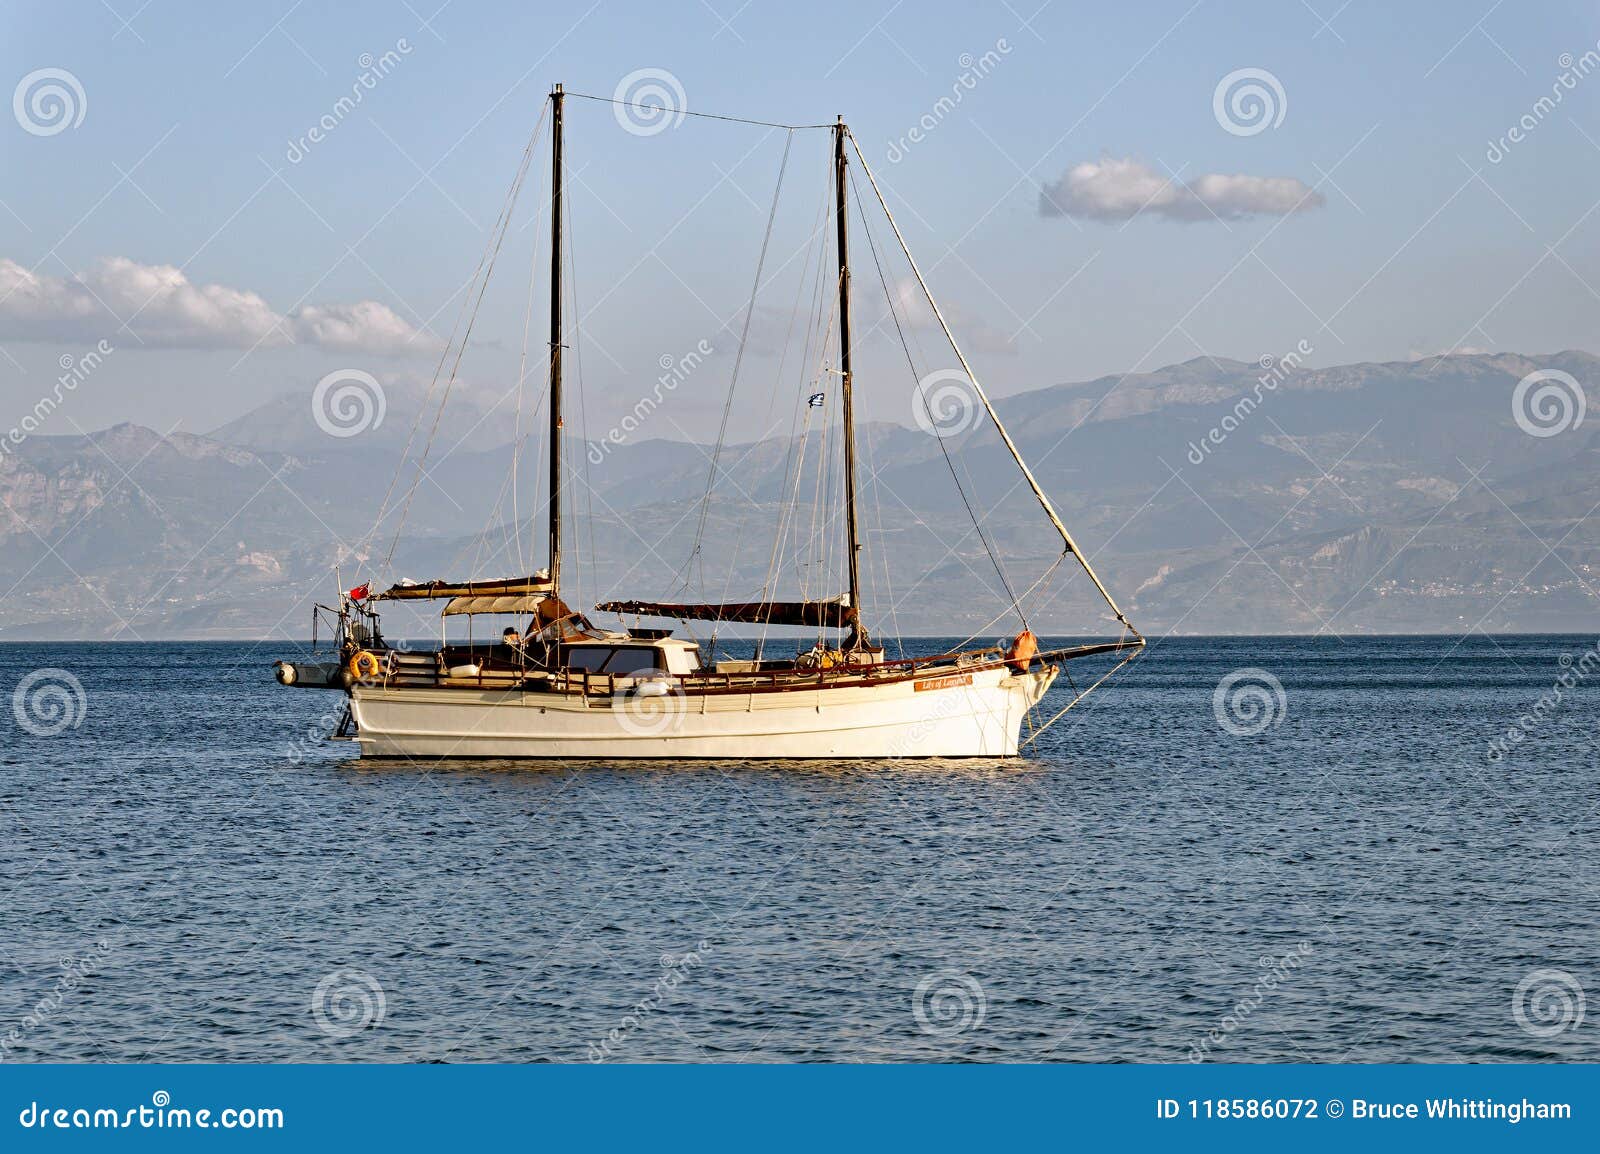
[348, 583, 370, 601]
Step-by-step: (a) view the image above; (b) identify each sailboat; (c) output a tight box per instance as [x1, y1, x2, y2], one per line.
[273, 84, 1144, 759]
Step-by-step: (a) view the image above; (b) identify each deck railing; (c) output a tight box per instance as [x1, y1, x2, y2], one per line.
[363, 638, 1140, 696]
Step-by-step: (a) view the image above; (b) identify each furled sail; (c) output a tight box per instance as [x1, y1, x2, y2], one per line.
[374, 576, 554, 601]
[376, 576, 575, 621]
[596, 597, 859, 629]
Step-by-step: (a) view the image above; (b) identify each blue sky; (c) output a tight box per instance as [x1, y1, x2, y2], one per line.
[2, 0, 1598, 440]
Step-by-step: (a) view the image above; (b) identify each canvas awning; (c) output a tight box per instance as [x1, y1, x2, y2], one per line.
[596, 597, 859, 629]
[437, 592, 576, 622]
[442, 594, 546, 616]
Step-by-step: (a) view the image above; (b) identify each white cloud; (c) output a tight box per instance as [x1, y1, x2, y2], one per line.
[289, 301, 428, 355]
[1039, 157, 1324, 223]
[0, 256, 438, 354]
[888, 277, 1015, 355]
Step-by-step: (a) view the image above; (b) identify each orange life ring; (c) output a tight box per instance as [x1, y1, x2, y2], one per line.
[347, 650, 383, 682]
[1006, 630, 1038, 673]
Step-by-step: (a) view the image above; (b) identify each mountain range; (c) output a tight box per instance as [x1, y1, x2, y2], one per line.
[1, 350, 1595, 640]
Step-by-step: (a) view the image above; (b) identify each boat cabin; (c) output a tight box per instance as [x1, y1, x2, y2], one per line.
[560, 635, 703, 677]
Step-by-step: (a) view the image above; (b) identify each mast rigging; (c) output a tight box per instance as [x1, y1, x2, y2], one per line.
[844, 128, 1140, 639]
[833, 116, 864, 645]
[548, 83, 565, 596]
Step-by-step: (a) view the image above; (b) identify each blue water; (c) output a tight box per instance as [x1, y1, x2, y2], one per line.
[0, 635, 1596, 1063]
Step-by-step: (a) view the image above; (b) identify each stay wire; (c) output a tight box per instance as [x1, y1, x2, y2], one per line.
[382, 102, 546, 571]
[683, 129, 795, 595]
[564, 91, 833, 132]
[847, 164, 1024, 622]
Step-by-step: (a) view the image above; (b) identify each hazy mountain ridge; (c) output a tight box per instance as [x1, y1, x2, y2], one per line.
[2, 351, 1596, 638]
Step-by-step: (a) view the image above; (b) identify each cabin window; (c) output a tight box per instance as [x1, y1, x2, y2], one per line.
[564, 646, 613, 672]
[604, 648, 664, 677]
[666, 647, 704, 675]
[562, 645, 667, 676]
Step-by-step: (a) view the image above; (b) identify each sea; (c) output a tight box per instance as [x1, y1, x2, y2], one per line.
[0, 634, 1595, 1063]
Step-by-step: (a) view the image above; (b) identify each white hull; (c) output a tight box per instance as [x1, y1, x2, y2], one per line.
[349, 664, 1055, 759]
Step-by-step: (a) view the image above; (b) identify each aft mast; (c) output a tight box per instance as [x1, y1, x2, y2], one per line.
[547, 83, 565, 596]
[833, 116, 863, 643]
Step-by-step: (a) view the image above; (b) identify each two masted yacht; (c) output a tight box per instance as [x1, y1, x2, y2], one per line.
[273, 85, 1143, 759]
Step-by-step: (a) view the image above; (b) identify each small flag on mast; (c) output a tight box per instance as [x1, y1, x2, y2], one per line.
[348, 583, 370, 601]
[807, 392, 825, 408]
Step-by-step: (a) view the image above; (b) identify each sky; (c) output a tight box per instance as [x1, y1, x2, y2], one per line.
[2, 0, 1599, 444]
